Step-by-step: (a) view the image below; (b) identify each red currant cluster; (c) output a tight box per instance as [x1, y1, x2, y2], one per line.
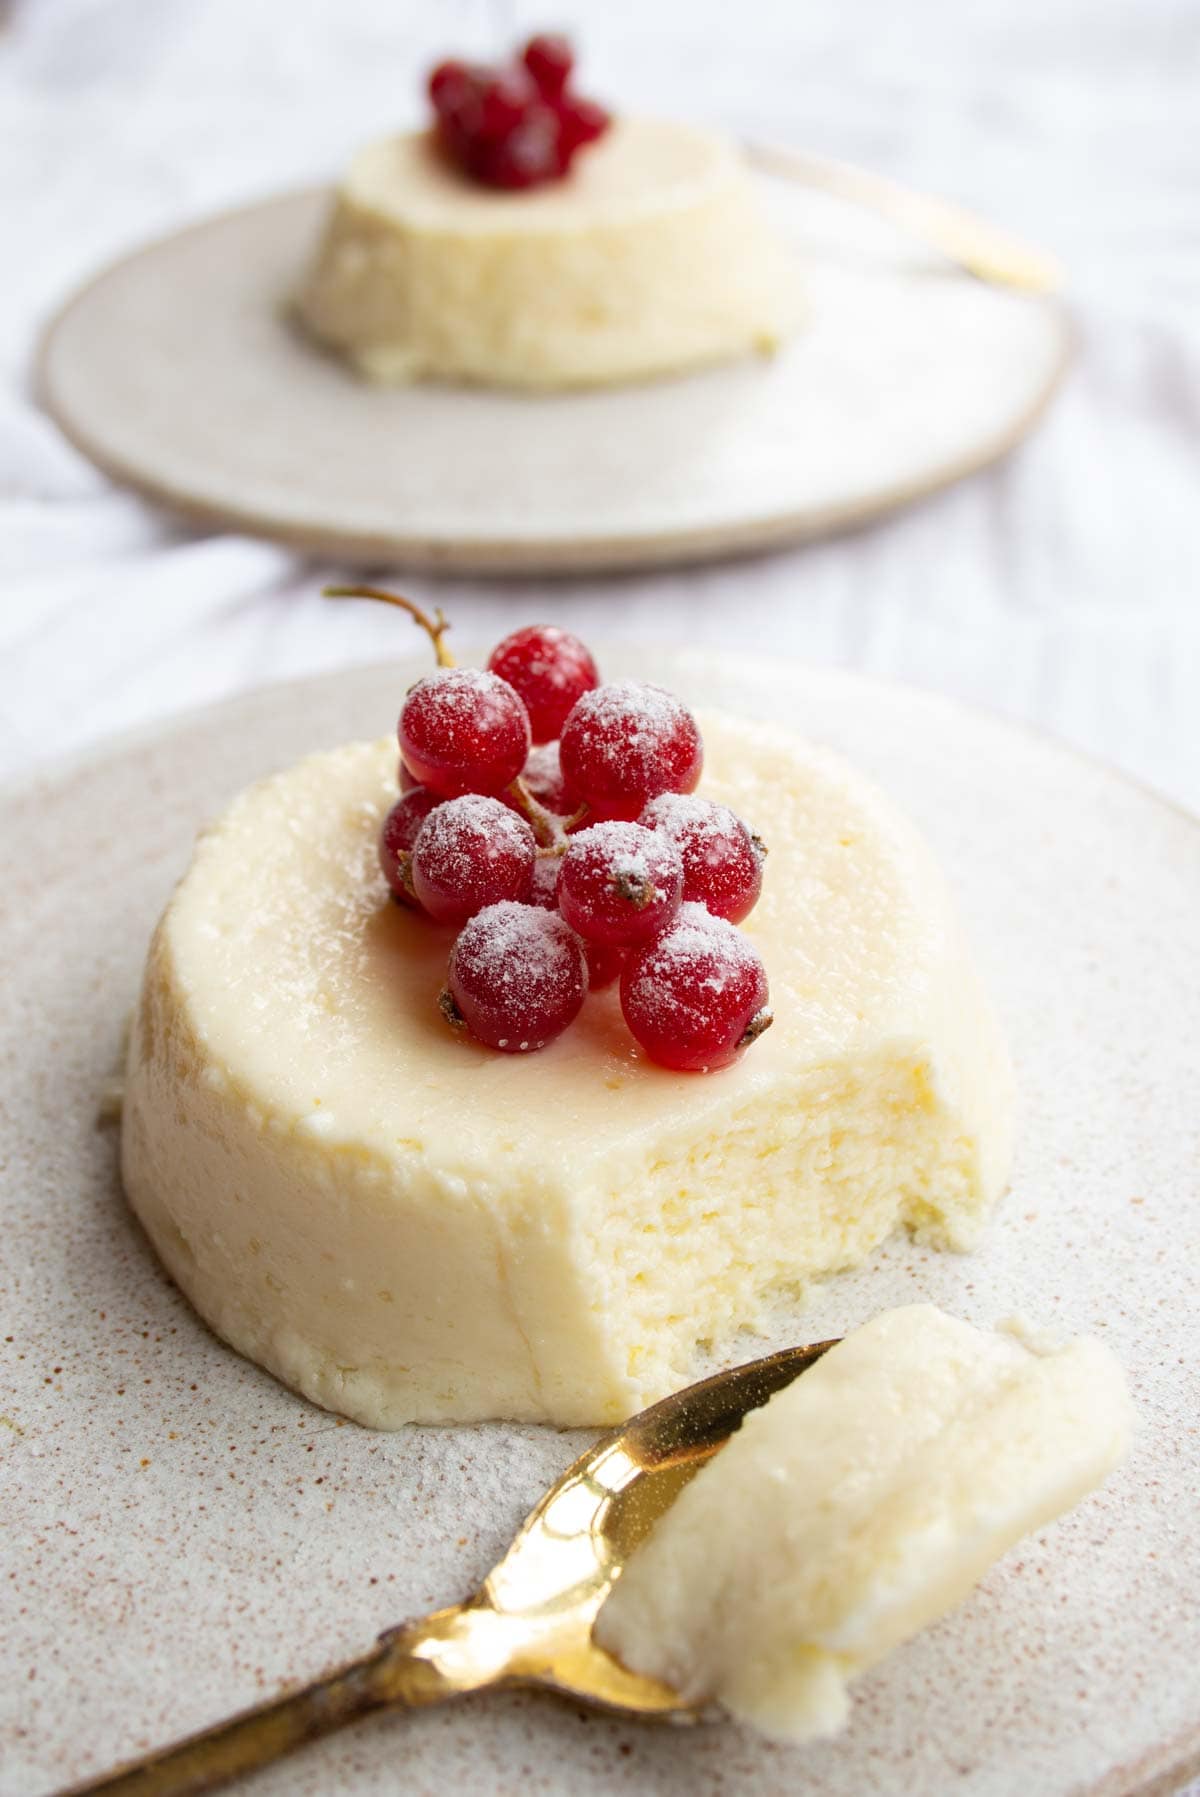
[336, 587, 771, 1074]
[428, 34, 610, 190]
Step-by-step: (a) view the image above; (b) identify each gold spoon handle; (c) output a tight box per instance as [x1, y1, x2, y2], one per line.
[748, 142, 1064, 294]
[56, 1619, 464, 1797]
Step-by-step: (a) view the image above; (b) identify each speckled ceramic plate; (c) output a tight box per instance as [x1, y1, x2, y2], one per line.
[3, 652, 1197, 1797]
[36, 165, 1068, 575]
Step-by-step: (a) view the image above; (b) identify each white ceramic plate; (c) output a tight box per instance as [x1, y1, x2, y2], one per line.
[37, 170, 1069, 575]
[3, 652, 1197, 1797]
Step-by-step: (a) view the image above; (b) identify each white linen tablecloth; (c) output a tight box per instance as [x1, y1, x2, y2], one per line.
[1, 0, 1198, 817]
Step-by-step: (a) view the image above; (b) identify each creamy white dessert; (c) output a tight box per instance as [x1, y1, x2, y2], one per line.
[596, 1305, 1132, 1742]
[297, 118, 802, 389]
[121, 714, 1012, 1428]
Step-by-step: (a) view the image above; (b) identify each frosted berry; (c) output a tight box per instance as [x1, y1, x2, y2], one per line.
[583, 940, 626, 990]
[529, 853, 562, 910]
[559, 681, 703, 820]
[410, 795, 535, 925]
[379, 788, 440, 903]
[620, 903, 772, 1072]
[558, 821, 683, 947]
[399, 667, 531, 799]
[487, 625, 599, 744]
[640, 793, 765, 923]
[444, 901, 587, 1051]
[522, 33, 573, 96]
[520, 740, 578, 815]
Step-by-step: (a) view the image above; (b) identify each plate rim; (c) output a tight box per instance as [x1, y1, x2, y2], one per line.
[34, 174, 1074, 577]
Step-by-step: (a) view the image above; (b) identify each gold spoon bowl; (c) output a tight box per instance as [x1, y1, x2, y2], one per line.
[61, 1340, 835, 1796]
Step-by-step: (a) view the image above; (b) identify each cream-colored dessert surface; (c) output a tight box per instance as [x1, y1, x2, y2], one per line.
[156, 713, 994, 1161]
[345, 118, 737, 229]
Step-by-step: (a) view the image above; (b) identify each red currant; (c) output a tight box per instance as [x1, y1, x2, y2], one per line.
[520, 740, 578, 815]
[379, 789, 440, 903]
[476, 70, 532, 140]
[471, 103, 565, 187]
[410, 795, 535, 925]
[399, 668, 530, 799]
[445, 901, 587, 1051]
[640, 794, 765, 923]
[428, 59, 471, 109]
[529, 853, 562, 910]
[559, 681, 703, 821]
[558, 95, 610, 155]
[522, 33, 574, 97]
[620, 904, 772, 1072]
[487, 625, 599, 744]
[583, 940, 626, 990]
[558, 821, 683, 947]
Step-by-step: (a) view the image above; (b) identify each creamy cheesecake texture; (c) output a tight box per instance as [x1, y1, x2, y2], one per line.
[297, 119, 803, 388]
[596, 1305, 1132, 1742]
[122, 714, 1012, 1427]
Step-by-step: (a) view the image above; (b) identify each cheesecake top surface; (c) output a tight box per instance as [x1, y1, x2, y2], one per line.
[342, 117, 743, 231]
[153, 711, 993, 1179]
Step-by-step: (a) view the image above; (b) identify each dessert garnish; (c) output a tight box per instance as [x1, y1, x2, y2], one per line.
[325, 583, 771, 1070]
[428, 34, 610, 190]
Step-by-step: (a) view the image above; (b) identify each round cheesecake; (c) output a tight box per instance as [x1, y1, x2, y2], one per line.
[296, 118, 803, 389]
[121, 713, 1013, 1428]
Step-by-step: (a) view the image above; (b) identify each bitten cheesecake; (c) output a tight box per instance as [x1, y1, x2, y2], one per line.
[297, 119, 802, 389]
[121, 714, 1012, 1427]
[596, 1306, 1132, 1742]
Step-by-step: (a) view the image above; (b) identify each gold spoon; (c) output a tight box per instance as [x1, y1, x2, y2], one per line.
[748, 143, 1064, 294]
[61, 1339, 835, 1797]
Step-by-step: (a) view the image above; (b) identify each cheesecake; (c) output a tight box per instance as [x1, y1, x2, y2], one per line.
[121, 713, 1012, 1428]
[595, 1305, 1132, 1741]
[296, 119, 803, 389]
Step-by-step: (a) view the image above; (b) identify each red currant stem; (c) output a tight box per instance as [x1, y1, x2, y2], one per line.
[505, 776, 561, 850]
[560, 803, 590, 834]
[322, 585, 456, 668]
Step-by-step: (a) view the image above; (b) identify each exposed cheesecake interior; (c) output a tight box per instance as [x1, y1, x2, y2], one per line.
[122, 713, 1013, 1428]
[595, 1305, 1132, 1742]
[297, 118, 803, 388]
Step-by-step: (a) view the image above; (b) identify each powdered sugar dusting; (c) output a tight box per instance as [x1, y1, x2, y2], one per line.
[450, 901, 587, 1051]
[415, 794, 533, 884]
[408, 667, 513, 716]
[570, 819, 656, 885]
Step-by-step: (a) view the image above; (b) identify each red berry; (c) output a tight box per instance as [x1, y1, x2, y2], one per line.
[559, 681, 703, 821]
[520, 740, 578, 815]
[529, 853, 562, 910]
[522, 33, 574, 97]
[487, 625, 599, 744]
[558, 821, 683, 947]
[640, 794, 765, 923]
[558, 95, 610, 156]
[399, 759, 419, 792]
[428, 59, 471, 110]
[620, 904, 772, 1072]
[410, 795, 535, 925]
[379, 788, 440, 903]
[471, 102, 565, 187]
[583, 940, 626, 990]
[445, 901, 587, 1051]
[399, 668, 531, 799]
[476, 70, 532, 141]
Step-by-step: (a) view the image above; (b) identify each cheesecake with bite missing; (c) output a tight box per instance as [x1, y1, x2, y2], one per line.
[121, 710, 1013, 1428]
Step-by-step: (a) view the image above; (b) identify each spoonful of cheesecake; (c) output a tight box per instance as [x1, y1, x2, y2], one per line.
[60, 1306, 1129, 1795]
